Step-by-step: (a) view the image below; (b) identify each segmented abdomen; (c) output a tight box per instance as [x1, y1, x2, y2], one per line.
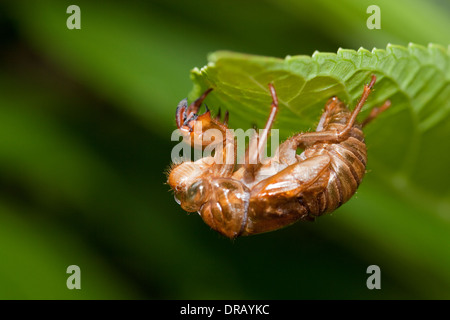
[299, 123, 367, 216]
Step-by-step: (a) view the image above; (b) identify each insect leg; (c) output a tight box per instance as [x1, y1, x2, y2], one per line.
[244, 84, 279, 179]
[289, 75, 377, 147]
[187, 88, 213, 115]
[334, 75, 376, 139]
[247, 83, 279, 165]
[316, 96, 340, 131]
[275, 76, 376, 164]
[275, 121, 360, 164]
[361, 100, 391, 127]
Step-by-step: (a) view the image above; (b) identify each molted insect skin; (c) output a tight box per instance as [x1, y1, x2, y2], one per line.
[200, 179, 251, 239]
[168, 76, 390, 239]
[243, 155, 331, 235]
[298, 105, 367, 216]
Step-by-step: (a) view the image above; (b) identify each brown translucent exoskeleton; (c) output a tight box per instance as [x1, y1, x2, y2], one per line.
[168, 75, 391, 239]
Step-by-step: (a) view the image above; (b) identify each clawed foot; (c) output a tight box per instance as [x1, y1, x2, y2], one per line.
[175, 88, 229, 132]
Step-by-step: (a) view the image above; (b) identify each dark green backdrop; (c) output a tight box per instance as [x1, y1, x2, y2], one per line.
[0, 0, 449, 299]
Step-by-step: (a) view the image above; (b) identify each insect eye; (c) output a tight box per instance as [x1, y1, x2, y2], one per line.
[186, 180, 207, 204]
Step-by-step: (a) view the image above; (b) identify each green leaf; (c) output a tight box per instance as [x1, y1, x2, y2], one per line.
[191, 43, 450, 133]
[190, 44, 450, 296]
[190, 43, 450, 188]
[3, 0, 450, 299]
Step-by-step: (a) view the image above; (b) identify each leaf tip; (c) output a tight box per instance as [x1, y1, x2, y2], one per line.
[357, 47, 371, 55]
[191, 66, 201, 74]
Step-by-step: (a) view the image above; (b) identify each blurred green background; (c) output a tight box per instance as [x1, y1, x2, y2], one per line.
[0, 0, 449, 299]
